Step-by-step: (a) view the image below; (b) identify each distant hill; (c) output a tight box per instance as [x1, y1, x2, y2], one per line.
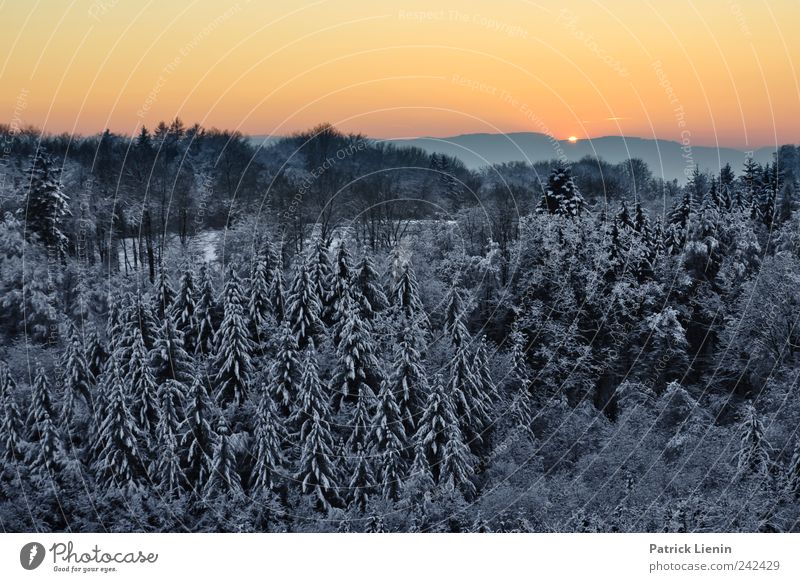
[386, 133, 778, 183]
[249, 132, 779, 183]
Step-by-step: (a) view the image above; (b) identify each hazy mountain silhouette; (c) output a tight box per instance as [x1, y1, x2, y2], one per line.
[386, 132, 778, 182]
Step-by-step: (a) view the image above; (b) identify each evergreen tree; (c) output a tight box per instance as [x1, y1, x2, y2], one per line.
[154, 379, 185, 496]
[94, 357, 144, 489]
[150, 312, 193, 386]
[171, 268, 199, 354]
[268, 320, 300, 417]
[354, 251, 388, 319]
[128, 325, 160, 443]
[507, 327, 534, 432]
[311, 237, 333, 316]
[787, 441, 800, 498]
[153, 265, 175, 320]
[295, 408, 342, 511]
[213, 268, 254, 407]
[391, 258, 428, 329]
[538, 164, 584, 217]
[285, 251, 323, 350]
[413, 373, 460, 484]
[180, 375, 217, 489]
[268, 260, 286, 324]
[0, 362, 25, 464]
[27, 365, 57, 442]
[205, 415, 242, 498]
[60, 322, 94, 425]
[195, 262, 218, 357]
[327, 241, 355, 339]
[22, 148, 71, 258]
[371, 380, 408, 500]
[31, 408, 65, 476]
[248, 249, 273, 345]
[734, 403, 772, 479]
[290, 346, 330, 440]
[250, 387, 286, 493]
[347, 444, 375, 511]
[330, 292, 382, 411]
[387, 327, 429, 438]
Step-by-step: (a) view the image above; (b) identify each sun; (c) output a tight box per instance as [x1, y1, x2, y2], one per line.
[568, 136, 578, 143]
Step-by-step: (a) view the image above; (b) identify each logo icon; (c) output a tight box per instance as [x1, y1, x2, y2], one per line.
[20, 542, 46, 570]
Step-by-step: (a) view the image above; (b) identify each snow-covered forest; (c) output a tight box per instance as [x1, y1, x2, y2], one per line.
[1, 121, 800, 532]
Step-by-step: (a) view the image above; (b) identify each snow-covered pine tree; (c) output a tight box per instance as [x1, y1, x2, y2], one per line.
[31, 408, 65, 476]
[27, 365, 57, 442]
[330, 291, 383, 418]
[153, 265, 175, 320]
[94, 356, 144, 489]
[205, 415, 242, 498]
[507, 327, 534, 433]
[391, 258, 428, 329]
[213, 268, 254, 407]
[354, 251, 388, 319]
[60, 322, 94, 426]
[439, 413, 477, 498]
[443, 285, 465, 343]
[128, 325, 160, 444]
[290, 345, 330, 440]
[248, 248, 273, 346]
[295, 409, 342, 511]
[285, 251, 323, 350]
[616, 201, 633, 229]
[85, 322, 106, 385]
[787, 441, 800, 498]
[180, 375, 217, 490]
[23, 148, 71, 259]
[327, 240, 354, 340]
[150, 311, 193, 386]
[250, 386, 286, 493]
[388, 327, 429, 438]
[311, 237, 333, 316]
[0, 361, 25, 464]
[371, 379, 408, 500]
[474, 335, 499, 413]
[268, 320, 300, 417]
[734, 402, 773, 480]
[413, 373, 460, 484]
[195, 262, 218, 358]
[345, 385, 375, 454]
[538, 164, 584, 217]
[171, 268, 199, 354]
[347, 444, 375, 511]
[268, 259, 285, 324]
[154, 379, 185, 496]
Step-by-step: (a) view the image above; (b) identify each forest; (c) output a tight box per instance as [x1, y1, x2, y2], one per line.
[1, 121, 799, 532]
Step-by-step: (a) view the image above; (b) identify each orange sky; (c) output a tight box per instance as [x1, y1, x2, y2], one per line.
[1, 0, 798, 147]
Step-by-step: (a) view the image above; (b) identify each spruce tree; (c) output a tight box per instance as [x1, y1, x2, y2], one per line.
[347, 444, 375, 511]
[151, 311, 193, 386]
[27, 365, 57, 442]
[213, 268, 254, 407]
[31, 408, 65, 476]
[248, 249, 273, 346]
[268, 320, 300, 417]
[171, 268, 199, 354]
[388, 327, 429, 437]
[195, 262, 218, 357]
[180, 375, 217, 489]
[23, 148, 71, 259]
[326, 240, 354, 333]
[0, 362, 25, 464]
[61, 322, 94, 425]
[250, 387, 286, 493]
[507, 327, 534, 433]
[538, 164, 584, 217]
[85, 322, 107, 383]
[154, 379, 185, 496]
[391, 258, 428, 329]
[311, 237, 333, 317]
[154, 265, 175, 320]
[295, 409, 341, 511]
[787, 441, 800, 498]
[413, 373, 459, 484]
[128, 325, 160, 443]
[285, 251, 323, 350]
[734, 403, 772, 479]
[268, 260, 286, 324]
[371, 380, 409, 500]
[205, 415, 242, 498]
[94, 357, 144, 489]
[354, 251, 388, 319]
[290, 345, 330, 440]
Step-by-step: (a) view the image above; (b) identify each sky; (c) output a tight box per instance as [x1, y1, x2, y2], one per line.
[1, 0, 798, 148]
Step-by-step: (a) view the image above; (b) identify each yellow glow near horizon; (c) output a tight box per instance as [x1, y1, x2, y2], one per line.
[0, 0, 798, 147]
[568, 136, 578, 143]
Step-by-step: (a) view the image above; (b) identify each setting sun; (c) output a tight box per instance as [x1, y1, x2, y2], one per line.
[568, 136, 578, 143]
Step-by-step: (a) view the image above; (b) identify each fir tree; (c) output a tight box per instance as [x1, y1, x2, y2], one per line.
[734, 403, 772, 479]
[285, 251, 323, 350]
[94, 357, 144, 489]
[507, 327, 534, 432]
[0, 362, 25, 464]
[391, 258, 428, 329]
[268, 320, 300, 417]
[205, 415, 242, 498]
[388, 327, 429, 437]
[248, 249, 273, 346]
[538, 164, 584, 217]
[250, 387, 286, 493]
[154, 379, 185, 496]
[128, 325, 160, 443]
[31, 408, 65, 476]
[195, 262, 218, 357]
[311, 237, 333, 316]
[347, 444, 375, 511]
[23, 148, 71, 259]
[268, 260, 286, 324]
[150, 312, 193, 386]
[290, 346, 330, 440]
[85, 323, 107, 384]
[213, 268, 254, 407]
[371, 380, 409, 500]
[153, 265, 175, 320]
[413, 373, 459, 483]
[295, 409, 342, 511]
[786, 441, 800, 498]
[60, 322, 94, 425]
[354, 251, 388, 319]
[171, 268, 198, 354]
[180, 375, 217, 489]
[327, 241, 355, 340]
[27, 365, 57, 442]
